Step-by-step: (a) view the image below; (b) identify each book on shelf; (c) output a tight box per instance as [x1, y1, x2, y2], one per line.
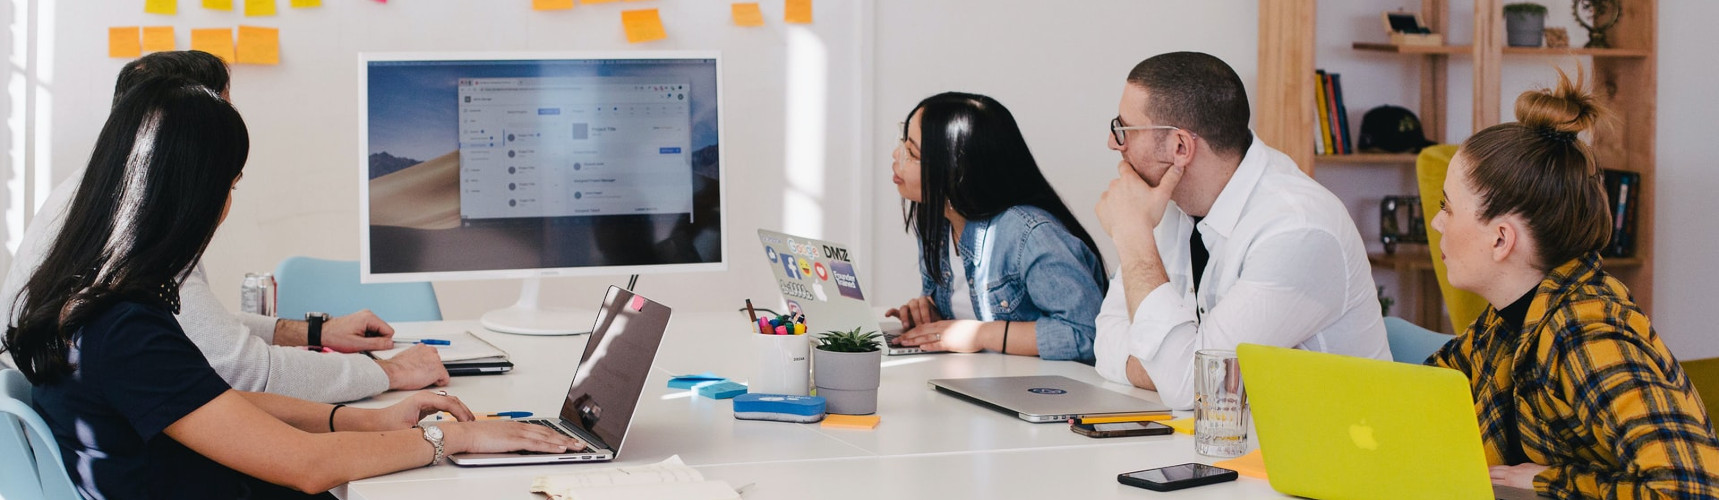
[1315, 70, 1333, 155]
[1602, 169, 1640, 258]
[1313, 69, 1354, 155]
[1331, 72, 1353, 154]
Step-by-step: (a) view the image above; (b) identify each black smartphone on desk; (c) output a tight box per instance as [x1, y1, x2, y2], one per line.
[1071, 421, 1174, 438]
[1117, 463, 1238, 492]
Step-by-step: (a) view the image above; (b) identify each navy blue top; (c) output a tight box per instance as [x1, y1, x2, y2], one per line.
[32, 300, 245, 499]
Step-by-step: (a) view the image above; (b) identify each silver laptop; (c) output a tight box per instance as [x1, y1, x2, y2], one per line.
[449, 286, 671, 466]
[755, 229, 944, 356]
[928, 375, 1171, 423]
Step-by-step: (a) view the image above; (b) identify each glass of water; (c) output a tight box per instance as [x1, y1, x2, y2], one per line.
[1194, 349, 1250, 457]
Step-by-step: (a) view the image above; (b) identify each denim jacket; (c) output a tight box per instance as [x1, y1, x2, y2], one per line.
[919, 205, 1108, 364]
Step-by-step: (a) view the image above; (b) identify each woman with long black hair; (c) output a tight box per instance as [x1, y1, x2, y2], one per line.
[884, 92, 1108, 363]
[1, 76, 580, 499]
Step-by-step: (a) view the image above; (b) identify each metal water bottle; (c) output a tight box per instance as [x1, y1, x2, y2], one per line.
[257, 273, 277, 317]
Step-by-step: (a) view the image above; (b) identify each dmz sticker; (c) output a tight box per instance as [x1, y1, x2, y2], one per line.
[1026, 388, 1067, 395]
[829, 261, 864, 300]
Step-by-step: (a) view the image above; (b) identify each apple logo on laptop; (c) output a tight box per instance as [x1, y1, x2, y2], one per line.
[1027, 388, 1067, 395]
[1349, 419, 1379, 451]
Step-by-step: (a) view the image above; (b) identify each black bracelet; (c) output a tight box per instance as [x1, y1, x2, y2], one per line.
[1001, 321, 1011, 355]
[329, 404, 346, 432]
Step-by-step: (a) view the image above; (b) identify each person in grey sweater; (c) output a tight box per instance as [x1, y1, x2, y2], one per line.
[0, 51, 447, 403]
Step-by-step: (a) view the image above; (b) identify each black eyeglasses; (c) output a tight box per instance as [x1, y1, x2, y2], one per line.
[1110, 117, 1183, 146]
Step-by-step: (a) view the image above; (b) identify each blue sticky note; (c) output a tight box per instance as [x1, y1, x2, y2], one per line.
[696, 381, 748, 399]
[668, 372, 727, 390]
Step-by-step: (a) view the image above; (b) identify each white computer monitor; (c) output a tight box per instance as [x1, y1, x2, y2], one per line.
[358, 51, 726, 335]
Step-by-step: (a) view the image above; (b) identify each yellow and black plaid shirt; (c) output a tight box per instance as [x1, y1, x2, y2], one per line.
[1429, 253, 1719, 498]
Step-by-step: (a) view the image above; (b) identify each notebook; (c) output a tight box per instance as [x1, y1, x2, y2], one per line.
[370, 330, 513, 375]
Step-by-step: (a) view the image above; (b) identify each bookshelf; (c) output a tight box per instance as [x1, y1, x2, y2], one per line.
[1257, 0, 1658, 331]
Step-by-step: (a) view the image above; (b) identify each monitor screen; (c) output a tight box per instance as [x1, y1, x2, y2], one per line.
[360, 53, 725, 282]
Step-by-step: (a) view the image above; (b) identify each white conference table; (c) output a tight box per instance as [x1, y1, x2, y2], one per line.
[333, 311, 1285, 500]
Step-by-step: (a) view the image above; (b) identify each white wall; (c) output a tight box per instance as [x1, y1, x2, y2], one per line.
[2, 0, 871, 320]
[1653, 1, 1719, 359]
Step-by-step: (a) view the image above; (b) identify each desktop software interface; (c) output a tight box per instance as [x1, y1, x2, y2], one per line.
[366, 58, 722, 275]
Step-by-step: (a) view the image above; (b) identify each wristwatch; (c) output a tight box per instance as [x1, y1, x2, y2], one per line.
[418, 424, 446, 466]
[305, 312, 330, 347]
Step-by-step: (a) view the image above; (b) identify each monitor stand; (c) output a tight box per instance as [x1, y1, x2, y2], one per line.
[480, 277, 594, 336]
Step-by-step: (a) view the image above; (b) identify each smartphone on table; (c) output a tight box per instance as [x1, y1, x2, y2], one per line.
[1117, 463, 1238, 492]
[1069, 420, 1174, 438]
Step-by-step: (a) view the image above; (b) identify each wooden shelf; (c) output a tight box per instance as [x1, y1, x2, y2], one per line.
[1315, 153, 1418, 166]
[1352, 42, 1472, 55]
[1369, 251, 1436, 272]
[1502, 47, 1651, 58]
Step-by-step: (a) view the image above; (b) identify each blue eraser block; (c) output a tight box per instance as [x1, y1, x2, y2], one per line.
[733, 393, 825, 417]
[668, 373, 726, 389]
[696, 381, 748, 399]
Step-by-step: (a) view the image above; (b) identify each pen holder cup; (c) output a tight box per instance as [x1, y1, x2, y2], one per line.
[751, 332, 811, 396]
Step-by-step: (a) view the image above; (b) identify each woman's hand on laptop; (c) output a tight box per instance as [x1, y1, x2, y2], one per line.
[885, 296, 943, 330]
[442, 421, 587, 455]
[1489, 463, 1549, 490]
[346, 390, 477, 432]
[897, 320, 985, 353]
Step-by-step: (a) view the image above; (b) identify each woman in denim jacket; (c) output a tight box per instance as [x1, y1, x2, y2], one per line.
[884, 92, 1108, 364]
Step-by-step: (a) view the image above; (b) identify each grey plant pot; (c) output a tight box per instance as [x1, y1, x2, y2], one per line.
[812, 348, 882, 415]
[1505, 11, 1546, 47]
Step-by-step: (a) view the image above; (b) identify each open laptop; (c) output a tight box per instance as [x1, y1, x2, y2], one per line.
[928, 375, 1171, 423]
[1239, 343, 1550, 500]
[449, 286, 671, 466]
[755, 229, 940, 356]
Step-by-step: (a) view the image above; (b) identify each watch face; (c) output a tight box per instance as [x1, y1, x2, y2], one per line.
[424, 425, 443, 440]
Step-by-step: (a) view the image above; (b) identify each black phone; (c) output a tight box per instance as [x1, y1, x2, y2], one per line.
[1070, 421, 1174, 438]
[1117, 463, 1238, 492]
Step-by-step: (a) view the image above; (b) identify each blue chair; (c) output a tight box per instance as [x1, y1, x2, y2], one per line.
[273, 256, 442, 323]
[1385, 316, 1453, 365]
[1, 369, 80, 500]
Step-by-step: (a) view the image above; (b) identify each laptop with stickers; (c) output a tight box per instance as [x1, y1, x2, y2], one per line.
[754, 229, 937, 356]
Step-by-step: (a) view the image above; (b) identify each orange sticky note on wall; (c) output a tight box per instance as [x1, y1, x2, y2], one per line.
[620, 9, 665, 44]
[142, 26, 176, 52]
[785, 0, 811, 24]
[204, 0, 233, 10]
[245, 0, 277, 16]
[732, 3, 764, 27]
[236, 26, 279, 65]
[145, 0, 177, 15]
[190, 28, 235, 62]
[110, 27, 143, 58]
[290, 0, 321, 7]
[533, 0, 573, 10]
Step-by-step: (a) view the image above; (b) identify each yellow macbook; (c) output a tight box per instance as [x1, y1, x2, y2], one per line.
[1238, 343, 1544, 500]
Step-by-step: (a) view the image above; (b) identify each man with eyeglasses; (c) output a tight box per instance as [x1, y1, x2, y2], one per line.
[1092, 52, 1390, 410]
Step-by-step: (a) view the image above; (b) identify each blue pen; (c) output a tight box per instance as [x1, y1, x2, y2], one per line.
[394, 339, 451, 346]
[487, 411, 533, 419]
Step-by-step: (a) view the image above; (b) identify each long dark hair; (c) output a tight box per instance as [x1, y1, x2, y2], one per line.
[2, 77, 249, 384]
[903, 92, 1106, 283]
[115, 50, 230, 103]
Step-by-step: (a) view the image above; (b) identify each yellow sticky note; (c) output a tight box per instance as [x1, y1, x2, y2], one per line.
[236, 26, 280, 65]
[820, 414, 880, 430]
[533, 0, 573, 10]
[620, 9, 665, 44]
[245, 0, 276, 16]
[204, 0, 233, 10]
[732, 3, 764, 27]
[290, 0, 320, 7]
[145, 0, 177, 15]
[109, 27, 143, 58]
[142, 26, 176, 52]
[1164, 417, 1195, 435]
[190, 28, 235, 62]
[785, 0, 811, 24]
[1212, 449, 1269, 480]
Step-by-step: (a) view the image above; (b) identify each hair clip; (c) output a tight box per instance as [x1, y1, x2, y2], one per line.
[1536, 126, 1577, 144]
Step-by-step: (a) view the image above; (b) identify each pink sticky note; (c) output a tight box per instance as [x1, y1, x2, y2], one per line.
[629, 296, 646, 312]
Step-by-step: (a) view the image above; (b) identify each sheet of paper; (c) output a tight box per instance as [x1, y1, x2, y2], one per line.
[235, 26, 279, 65]
[204, 0, 233, 10]
[290, 0, 320, 7]
[731, 3, 763, 27]
[621, 8, 666, 44]
[785, 0, 811, 24]
[531, 456, 703, 494]
[245, 0, 276, 16]
[145, 0, 177, 15]
[142, 26, 175, 52]
[110, 27, 142, 58]
[553, 481, 738, 500]
[190, 28, 234, 62]
[533, 0, 574, 10]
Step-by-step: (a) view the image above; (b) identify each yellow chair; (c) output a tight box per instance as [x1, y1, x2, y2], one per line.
[1681, 358, 1719, 426]
[1415, 145, 1489, 332]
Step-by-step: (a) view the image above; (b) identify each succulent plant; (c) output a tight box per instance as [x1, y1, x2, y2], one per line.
[814, 327, 883, 353]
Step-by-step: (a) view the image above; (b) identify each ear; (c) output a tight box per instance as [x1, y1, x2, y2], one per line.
[1489, 215, 1524, 264]
[1172, 129, 1198, 167]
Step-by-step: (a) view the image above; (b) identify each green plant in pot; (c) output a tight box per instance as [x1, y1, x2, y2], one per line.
[812, 327, 883, 415]
[1504, 3, 1549, 47]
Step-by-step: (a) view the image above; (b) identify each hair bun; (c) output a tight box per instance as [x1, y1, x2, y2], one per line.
[1514, 67, 1607, 136]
